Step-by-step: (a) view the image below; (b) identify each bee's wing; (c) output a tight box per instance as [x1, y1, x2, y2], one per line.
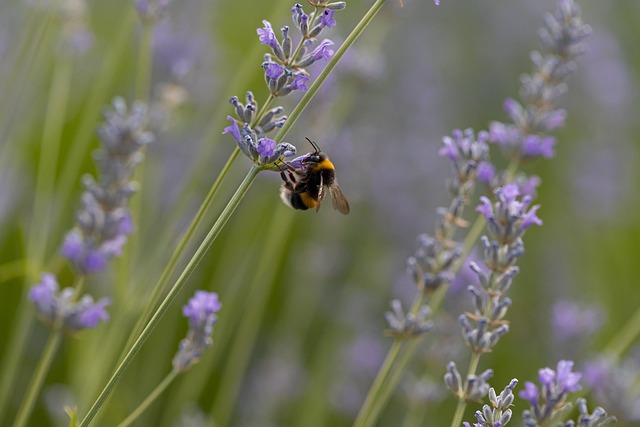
[329, 183, 350, 215]
[315, 172, 325, 212]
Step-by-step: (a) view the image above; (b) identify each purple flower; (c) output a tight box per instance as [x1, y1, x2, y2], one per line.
[61, 231, 108, 274]
[29, 273, 58, 316]
[174, 291, 222, 372]
[502, 183, 520, 204]
[29, 273, 110, 332]
[72, 297, 111, 330]
[438, 137, 458, 162]
[556, 360, 582, 393]
[289, 74, 309, 92]
[519, 381, 540, 407]
[265, 62, 284, 80]
[321, 9, 336, 28]
[476, 197, 494, 220]
[477, 161, 496, 185]
[522, 134, 556, 158]
[257, 138, 276, 158]
[503, 98, 523, 123]
[311, 39, 334, 62]
[222, 116, 242, 143]
[488, 121, 521, 146]
[521, 204, 542, 229]
[257, 20, 278, 50]
[183, 290, 222, 327]
[539, 367, 556, 387]
[540, 109, 567, 130]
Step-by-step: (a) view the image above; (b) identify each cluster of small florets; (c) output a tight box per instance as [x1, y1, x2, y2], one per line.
[172, 291, 222, 372]
[62, 98, 155, 274]
[224, 2, 345, 168]
[29, 274, 110, 333]
[384, 299, 433, 339]
[487, 0, 591, 162]
[518, 360, 616, 427]
[223, 99, 296, 168]
[260, 2, 344, 97]
[463, 379, 518, 427]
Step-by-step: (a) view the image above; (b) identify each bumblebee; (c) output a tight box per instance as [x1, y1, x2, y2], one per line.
[279, 138, 350, 215]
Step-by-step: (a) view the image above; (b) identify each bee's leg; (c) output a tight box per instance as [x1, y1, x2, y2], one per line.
[279, 170, 297, 190]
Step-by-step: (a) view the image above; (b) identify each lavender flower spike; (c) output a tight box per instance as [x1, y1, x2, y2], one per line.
[61, 97, 155, 274]
[172, 291, 222, 372]
[29, 273, 110, 332]
[519, 360, 584, 426]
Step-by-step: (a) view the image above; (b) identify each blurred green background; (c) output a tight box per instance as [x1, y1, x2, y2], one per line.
[1, 0, 639, 426]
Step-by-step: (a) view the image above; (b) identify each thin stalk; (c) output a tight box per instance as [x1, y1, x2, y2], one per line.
[12, 331, 62, 427]
[121, 148, 241, 356]
[135, 18, 153, 102]
[13, 275, 85, 427]
[210, 209, 295, 426]
[353, 339, 404, 427]
[116, 370, 179, 427]
[449, 353, 481, 427]
[603, 303, 640, 361]
[80, 165, 260, 427]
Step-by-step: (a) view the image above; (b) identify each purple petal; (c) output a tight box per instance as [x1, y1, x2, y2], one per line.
[257, 138, 276, 158]
[521, 204, 543, 229]
[518, 381, 539, 406]
[476, 197, 494, 220]
[321, 9, 336, 28]
[222, 116, 242, 143]
[77, 298, 111, 329]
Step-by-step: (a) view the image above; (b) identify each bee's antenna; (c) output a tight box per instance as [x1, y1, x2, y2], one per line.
[305, 137, 321, 153]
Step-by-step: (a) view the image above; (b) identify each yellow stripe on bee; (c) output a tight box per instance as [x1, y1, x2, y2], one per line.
[300, 192, 318, 208]
[313, 158, 335, 171]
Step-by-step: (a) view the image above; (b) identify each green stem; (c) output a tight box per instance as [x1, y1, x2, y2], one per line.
[449, 353, 481, 427]
[603, 303, 640, 360]
[135, 18, 153, 102]
[80, 165, 260, 427]
[353, 338, 404, 427]
[121, 147, 241, 357]
[116, 370, 179, 427]
[12, 331, 62, 427]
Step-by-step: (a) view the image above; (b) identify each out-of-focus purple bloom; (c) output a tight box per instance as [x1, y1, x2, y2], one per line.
[521, 204, 542, 229]
[556, 360, 582, 393]
[321, 9, 336, 28]
[62, 98, 155, 275]
[29, 273, 58, 317]
[539, 367, 556, 387]
[223, 116, 242, 143]
[488, 121, 521, 146]
[70, 297, 111, 330]
[540, 109, 567, 130]
[476, 184, 542, 242]
[257, 138, 276, 158]
[476, 197, 493, 220]
[477, 161, 496, 185]
[174, 291, 222, 372]
[182, 290, 221, 326]
[522, 135, 556, 158]
[29, 273, 110, 332]
[519, 381, 540, 407]
[552, 300, 604, 341]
